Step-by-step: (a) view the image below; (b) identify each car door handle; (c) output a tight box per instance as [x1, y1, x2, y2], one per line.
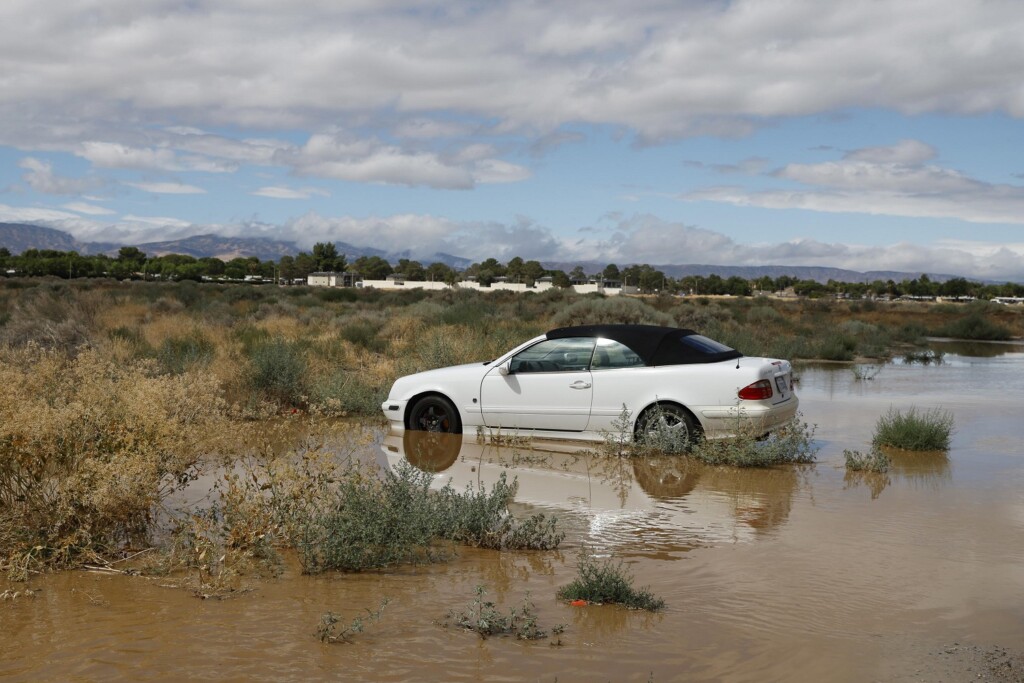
[570, 380, 592, 389]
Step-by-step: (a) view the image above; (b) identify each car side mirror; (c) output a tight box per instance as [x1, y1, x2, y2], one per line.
[499, 360, 512, 376]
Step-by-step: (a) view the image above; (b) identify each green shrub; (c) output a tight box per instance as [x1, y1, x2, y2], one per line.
[844, 448, 891, 473]
[221, 286, 267, 304]
[298, 464, 562, 574]
[308, 369, 387, 416]
[246, 338, 307, 405]
[339, 318, 386, 352]
[556, 547, 665, 611]
[157, 330, 215, 375]
[315, 288, 357, 303]
[440, 300, 492, 326]
[934, 312, 1012, 341]
[444, 586, 560, 640]
[814, 331, 857, 361]
[872, 406, 955, 451]
[318, 598, 390, 643]
[686, 416, 818, 467]
[232, 324, 271, 352]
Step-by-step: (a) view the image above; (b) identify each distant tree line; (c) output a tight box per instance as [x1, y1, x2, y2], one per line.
[2, 243, 1023, 299]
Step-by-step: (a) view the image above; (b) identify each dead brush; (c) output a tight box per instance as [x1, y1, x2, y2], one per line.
[0, 345, 231, 573]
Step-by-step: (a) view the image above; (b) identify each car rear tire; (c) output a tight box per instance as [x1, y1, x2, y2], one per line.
[408, 395, 461, 434]
[635, 403, 700, 452]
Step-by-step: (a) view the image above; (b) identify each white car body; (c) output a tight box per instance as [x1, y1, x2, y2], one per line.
[382, 325, 799, 443]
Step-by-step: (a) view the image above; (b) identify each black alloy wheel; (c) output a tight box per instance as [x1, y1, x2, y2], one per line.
[408, 395, 461, 434]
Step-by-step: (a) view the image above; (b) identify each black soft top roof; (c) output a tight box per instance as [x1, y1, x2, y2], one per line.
[546, 324, 742, 366]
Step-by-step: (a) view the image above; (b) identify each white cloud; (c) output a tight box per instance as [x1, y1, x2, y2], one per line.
[79, 142, 180, 171]
[284, 134, 475, 189]
[62, 202, 116, 215]
[394, 118, 474, 139]
[251, 186, 329, 200]
[125, 181, 206, 195]
[18, 157, 98, 195]
[4, 1, 1024, 146]
[686, 139, 1024, 225]
[472, 159, 532, 184]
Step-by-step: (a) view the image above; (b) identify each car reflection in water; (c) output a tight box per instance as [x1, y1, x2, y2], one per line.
[383, 430, 807, 554]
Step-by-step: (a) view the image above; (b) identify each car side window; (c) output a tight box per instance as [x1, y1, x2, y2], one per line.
[510, 338, 595, 373]
[590, 339, 645, 370]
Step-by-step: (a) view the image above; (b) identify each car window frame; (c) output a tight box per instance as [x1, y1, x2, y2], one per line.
[508, 337, 596, 373]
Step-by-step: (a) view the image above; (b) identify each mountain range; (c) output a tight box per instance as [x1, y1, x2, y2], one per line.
[1, 222, 961, 284]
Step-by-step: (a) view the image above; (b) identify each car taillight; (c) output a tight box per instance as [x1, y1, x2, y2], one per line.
[738, 379, 773, 400]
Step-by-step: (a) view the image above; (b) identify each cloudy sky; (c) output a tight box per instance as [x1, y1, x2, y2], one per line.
[2, 0, 1024, 280]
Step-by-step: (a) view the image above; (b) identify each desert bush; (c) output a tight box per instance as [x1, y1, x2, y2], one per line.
[933, 311, 1012, 341]
[0, 287, 99, 353]
[298, 464, 562, 573]
[315, 287, 357, 303]
[308, 369, 387, 416]
[245, 337, 307, 406]
[0, 347, 228, 573]
[157, 329, 216, 375]
[440, 299, 494, 326]
[813, 331, 857, 361]
[551, 296, 675, 327]
[686, 416, 818, 467]
[339, 316, 387, 353]
[556, 547, 664, 611]
[745, 306, 783, 325]
[231, 323, 271, 352]
[318, 598, 390, 643]
[444, 586, 560, 640]
[221, 285, 268, 304]
[872, 406, 955, 451]
[106, 325, 153, 358]
[844, 448, 891, 473]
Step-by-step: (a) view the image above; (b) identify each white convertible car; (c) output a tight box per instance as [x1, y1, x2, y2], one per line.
[381, 324, 798, 444]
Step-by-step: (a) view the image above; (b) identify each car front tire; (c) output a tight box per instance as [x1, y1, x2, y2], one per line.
[408, 395, 462, 434]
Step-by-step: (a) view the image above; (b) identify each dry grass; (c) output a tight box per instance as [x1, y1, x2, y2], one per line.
[0, 345, 230, 575]
[0, 279, 1018, 578]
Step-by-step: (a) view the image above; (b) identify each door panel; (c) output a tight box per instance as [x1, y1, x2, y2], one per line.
[480, 337, 595, 431]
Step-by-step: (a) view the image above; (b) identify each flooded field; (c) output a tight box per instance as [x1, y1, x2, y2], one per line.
[3, 341, 1024, 682]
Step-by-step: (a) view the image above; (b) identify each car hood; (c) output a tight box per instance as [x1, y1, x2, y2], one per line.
[389, 361, 491, 397]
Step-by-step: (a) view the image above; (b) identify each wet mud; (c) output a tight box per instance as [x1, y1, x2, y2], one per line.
[3, 342, 1024, 681]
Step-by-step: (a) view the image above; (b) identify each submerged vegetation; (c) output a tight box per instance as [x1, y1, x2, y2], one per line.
[299, 464, 562, 574]
[0, 277, 1008, 576]
[844, 448, 892, 473]
[557, 547, 665, 611]
[444, 586, 563, 641]
[872, 407, 956, 451]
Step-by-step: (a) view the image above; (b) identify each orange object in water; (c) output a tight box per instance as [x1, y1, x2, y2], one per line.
[570, 599, 588, 607]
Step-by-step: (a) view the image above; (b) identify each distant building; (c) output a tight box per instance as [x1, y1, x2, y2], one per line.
[307, 271, 358, 287]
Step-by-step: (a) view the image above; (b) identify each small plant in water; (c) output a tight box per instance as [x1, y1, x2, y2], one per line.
[686, 415, 818, 468]
[872, 406, 955, 451]
[843, 448, 891, 473]
[557, 547, 665, 611]
[444, 586, 562, 640]
[318, 598, 390, 644]
[852, 364, 882, 381]
[299, 462, 563, 574]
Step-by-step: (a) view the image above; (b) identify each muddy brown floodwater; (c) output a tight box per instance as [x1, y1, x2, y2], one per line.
[3, 340, 1024, 682]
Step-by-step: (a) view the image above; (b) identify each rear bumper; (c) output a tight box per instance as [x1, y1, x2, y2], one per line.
[699, 395, 799, 438]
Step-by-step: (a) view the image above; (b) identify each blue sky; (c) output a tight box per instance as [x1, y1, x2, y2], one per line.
[2, 0, 1024, 280]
